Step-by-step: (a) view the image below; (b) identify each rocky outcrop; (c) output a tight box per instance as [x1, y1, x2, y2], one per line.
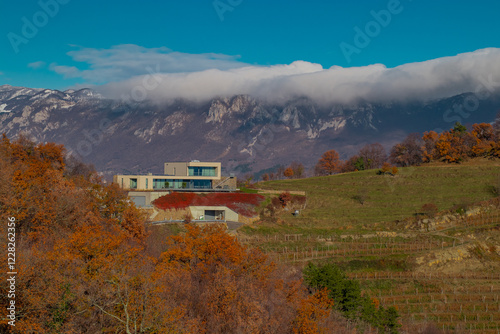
[408, 206, 494, 232]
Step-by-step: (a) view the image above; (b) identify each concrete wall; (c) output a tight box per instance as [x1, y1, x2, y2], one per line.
[189, 206, 238, 222]
[151, 206, 239, 222]
[116, 175, 153, 191]
[212, 176, 237, 189]
[164, 162, 188, 176]
[153, 207, 192, 221]
[127, 191, 170, 206]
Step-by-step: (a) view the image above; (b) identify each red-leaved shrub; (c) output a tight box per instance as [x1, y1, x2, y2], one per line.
[152, 192, 265, 217]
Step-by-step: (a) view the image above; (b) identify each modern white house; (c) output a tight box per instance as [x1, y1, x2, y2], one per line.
[113, 161, 237, 207]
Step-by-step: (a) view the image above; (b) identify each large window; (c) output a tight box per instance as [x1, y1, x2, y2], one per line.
[172, 180, 186, 189]
[153, 179, 170, 189]
[188, 166, 216, 177]
[130, 178, 137, 189]
[204, 210, 225, 221]
[153, 179, 186, 189]
[153, 179, 212, 189]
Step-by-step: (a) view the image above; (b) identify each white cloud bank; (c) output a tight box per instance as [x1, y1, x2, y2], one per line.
[52, 45, 500, 104]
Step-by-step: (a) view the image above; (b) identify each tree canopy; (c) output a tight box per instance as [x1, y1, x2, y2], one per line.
[0, 134, 354, 333]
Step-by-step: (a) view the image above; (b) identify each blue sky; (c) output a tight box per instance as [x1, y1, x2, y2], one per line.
[1, 0, 500, 99]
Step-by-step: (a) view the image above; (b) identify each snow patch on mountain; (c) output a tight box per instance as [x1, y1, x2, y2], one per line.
[0, 104, 10, 113]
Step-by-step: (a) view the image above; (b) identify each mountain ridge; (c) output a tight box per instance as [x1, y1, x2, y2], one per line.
[1, 85, 499, 177]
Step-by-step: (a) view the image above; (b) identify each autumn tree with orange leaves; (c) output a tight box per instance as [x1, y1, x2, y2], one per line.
[284, 167, 294, 179]
[293, 289, 334, 334]
[316, 149, 341, 175]
[470, 123, 496, 157]
[0, 134, 151, 333]
[422, 130, 439, 162]
[153, 224, 354, 333]
[391, 120, 500, 166]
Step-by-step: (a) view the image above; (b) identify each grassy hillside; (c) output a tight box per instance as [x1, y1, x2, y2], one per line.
[239, 159, 500, 332]
[256, 159, 500, 230]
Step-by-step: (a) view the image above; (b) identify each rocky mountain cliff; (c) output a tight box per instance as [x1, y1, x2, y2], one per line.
[1, 84, 499, 177]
